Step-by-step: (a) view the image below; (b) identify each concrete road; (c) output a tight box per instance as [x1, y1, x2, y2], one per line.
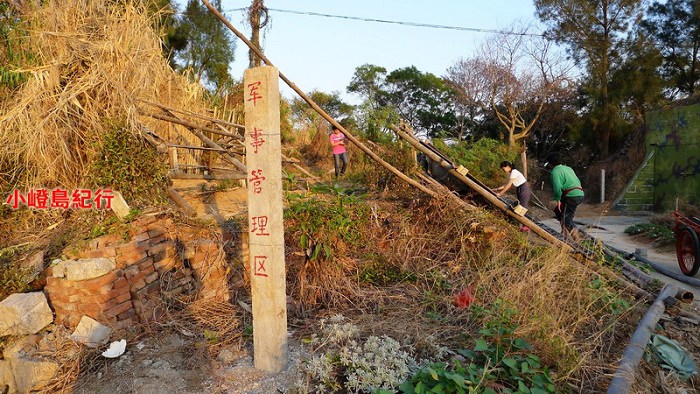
[541, 215, 700, 298]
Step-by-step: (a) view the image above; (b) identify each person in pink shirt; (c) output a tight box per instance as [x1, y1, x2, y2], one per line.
[329, 126, 348, 178]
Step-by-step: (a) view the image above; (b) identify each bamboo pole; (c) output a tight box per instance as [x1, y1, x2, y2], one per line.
[389, 124, 572, 251]
[607, 283, 678, 394]
[163, 110, 248, 174]
[144, 111, 242, 139]
[141, 99, 246, 130]
[200, 0, 437, 198]
[167, 187, 197, 215]
[169, 172, 246, 181]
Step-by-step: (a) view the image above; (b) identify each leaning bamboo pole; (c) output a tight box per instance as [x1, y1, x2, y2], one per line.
[389, 124, 573, 251]
[200, 0, 437, 198]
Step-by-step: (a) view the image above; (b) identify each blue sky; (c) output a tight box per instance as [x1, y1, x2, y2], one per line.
[189, 1, 540, 100]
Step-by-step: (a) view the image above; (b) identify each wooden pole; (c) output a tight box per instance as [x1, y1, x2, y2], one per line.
[140, 99, 246, 131]
[244, 66, 288, 373]
[144, 111, 242, 139]
[200, 0, 437, 198]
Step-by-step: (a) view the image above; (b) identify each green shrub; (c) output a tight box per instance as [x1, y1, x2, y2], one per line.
[433, 138, 518, 187]
[0, 246, 33, 300]
[624, 223, 675, 247]
[87, 120, 170, 206]
[285, 183, 369, 261]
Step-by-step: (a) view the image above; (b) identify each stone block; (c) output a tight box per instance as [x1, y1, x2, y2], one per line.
[70, 316, 112, 348]
[52, 258, 116, 281]
[10, 358, 59, 393]
[110, 191, 131, 220]
[0, 292, 53, 337]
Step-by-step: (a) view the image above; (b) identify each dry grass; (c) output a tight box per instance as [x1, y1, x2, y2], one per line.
[283, 190, 642, 392]
[0, 0, 206, 193]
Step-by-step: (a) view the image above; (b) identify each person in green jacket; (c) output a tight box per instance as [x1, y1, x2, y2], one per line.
[545, 152, 584, 240]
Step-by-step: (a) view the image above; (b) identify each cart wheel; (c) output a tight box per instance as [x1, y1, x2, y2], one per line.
[676, 226, 700, 276]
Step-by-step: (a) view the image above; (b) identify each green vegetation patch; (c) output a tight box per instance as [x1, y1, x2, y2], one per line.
[624, 222, 675, 247]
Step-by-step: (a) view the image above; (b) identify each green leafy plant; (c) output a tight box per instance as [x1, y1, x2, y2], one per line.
[588, 278, 631, 316]
[401, 300, 556, 394]
[286, 183, 368, 261]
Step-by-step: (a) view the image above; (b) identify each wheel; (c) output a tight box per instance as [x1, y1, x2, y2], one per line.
[676, 226, 700, 276]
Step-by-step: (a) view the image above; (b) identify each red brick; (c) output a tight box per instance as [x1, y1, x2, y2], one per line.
[130, 278, 147, 291]
[134, 232, 150, 243]
[98, 233, 124, 247]
[147, 241, 173, 257]
[111, 277, 130, 293]
[154, 257, 177, 273]
[105, 300, 133, 318]
[117, 308, 137, 321]
[127, 269, 150, 284]
[78, 271, 119, 291]
[123, 264, 140, 278]
[102, 246, 117, 258]
[115, 240, 139, 255]
[137, 257, 155, 271]
[112, 290, 131, 304]
[144, 271, 159, 284]
[78, 304, 106, 319]
[118, 250, 149, 266]
[147, 227, 165, 239]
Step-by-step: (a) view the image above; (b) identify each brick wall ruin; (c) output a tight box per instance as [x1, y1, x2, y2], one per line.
[43, 215, 233, 331]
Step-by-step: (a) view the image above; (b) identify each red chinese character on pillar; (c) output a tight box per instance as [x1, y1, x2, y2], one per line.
[94, 189, 114, 209]
[251, 215, 270, 236]
[5, 190, 25, 209]
[50, 188, 70, 209]
[247, 81, 263, 106]
[31, 189, 49, 209]
[253, 255, 269, 277]
[249, 127, 266, 154]
[250, 169, 266, 194]
[71, 189, 93, 209]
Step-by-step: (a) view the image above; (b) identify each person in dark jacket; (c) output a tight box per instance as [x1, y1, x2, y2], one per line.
[545, 152, 584, 240]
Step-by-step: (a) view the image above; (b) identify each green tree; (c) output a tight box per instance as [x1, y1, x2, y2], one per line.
[347, 64, 398, 141]
[174, 0, 235, 91]
[383, 66, 457, 138]
[290, 90, 355, 133]
[641, 0, 700, 97]
[535, 0, 644, 158]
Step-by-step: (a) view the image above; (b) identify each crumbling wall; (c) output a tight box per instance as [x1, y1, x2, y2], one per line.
[44, 215, 232, 331]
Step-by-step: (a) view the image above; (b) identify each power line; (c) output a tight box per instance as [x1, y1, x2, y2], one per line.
[256, 7, 545, 37]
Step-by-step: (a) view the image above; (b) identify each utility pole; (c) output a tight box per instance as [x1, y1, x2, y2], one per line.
[247, 0, 268, 68]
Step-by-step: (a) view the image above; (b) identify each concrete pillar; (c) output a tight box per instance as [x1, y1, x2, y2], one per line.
[244, 66, 288, 373]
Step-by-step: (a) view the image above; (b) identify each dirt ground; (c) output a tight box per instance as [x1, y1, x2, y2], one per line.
[67, 188, 700, 393]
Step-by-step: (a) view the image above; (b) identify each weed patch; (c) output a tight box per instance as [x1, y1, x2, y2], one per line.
[624, 222, 675, 247]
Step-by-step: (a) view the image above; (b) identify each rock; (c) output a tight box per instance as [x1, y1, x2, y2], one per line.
[20, 251, 45, 278]
[10, 358, 59, 393]
[0, 292, 53, 337]
[51, 258, 116, 281]
[70, 316, 112, 348]
[1, 336, 59, 393]
[0, 359, 14, 393]
[110, 191, 131, 220]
